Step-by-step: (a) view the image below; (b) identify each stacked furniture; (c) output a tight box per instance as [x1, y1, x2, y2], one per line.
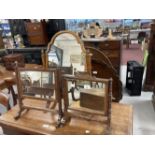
[143, 23, 155, 91]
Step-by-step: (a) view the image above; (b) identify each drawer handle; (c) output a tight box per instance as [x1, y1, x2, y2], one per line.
[105, 43, 109, 47]
[33, 27, 37, 30]
[93, 71, 98, 75]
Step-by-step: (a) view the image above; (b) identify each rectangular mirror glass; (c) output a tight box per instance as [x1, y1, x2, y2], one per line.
[19, 71, 56, 100]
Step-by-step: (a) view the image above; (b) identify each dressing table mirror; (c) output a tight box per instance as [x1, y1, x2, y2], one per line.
[15, 67, 61, 121]
[61, 74, 112, 134]
[43, 30, 91, 74]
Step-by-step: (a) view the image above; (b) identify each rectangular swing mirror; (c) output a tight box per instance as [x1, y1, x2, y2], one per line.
[62, 74, 112, 125]
[15, 67, 61, 121]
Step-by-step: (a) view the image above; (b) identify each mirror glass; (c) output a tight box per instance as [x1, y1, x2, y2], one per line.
[48, 45, 63, 67]
[48, 33, 85, 72]
[19, 71, 56, 100]
[66, 78, 105, 112]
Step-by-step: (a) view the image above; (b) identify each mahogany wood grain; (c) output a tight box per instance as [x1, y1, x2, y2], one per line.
[0, 102, 133, 135]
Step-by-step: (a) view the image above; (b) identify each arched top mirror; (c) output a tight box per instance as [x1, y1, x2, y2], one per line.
[45, 31, 90, 73]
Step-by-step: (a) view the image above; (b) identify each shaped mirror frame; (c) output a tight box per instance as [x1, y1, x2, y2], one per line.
[45, 31, 91, 74]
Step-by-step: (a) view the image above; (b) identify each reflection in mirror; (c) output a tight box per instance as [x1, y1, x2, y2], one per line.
[63, 74, 112, 117]
[67, 79, 105, 112]
[20, 71, 55, 100]
[47, 31, 86, 72]
[15, 68, 62, 121]
[61, 74, 112, 131]
[48, 45, 63, 67]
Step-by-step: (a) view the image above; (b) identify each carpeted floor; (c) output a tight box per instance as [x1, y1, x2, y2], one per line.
[121, 44, 143, 65]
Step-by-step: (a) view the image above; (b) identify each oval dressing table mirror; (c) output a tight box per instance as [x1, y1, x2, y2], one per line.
[43, 31, 91, 74]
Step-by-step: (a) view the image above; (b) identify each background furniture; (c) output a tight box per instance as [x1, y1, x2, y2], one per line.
[0, 47, 47, 65]
[9, 19, 29, 46]
[25, 20, 48, 46]
[143, 23, 155, 91]
[126, 61, 144, 96]
[83, 39, 122, 76]
[0, 102, 133, 135]
[46, 19, 66, 40]
[129, 28, 150, 44]
[0, 20, 12, 40]
[3, 53, 25, 70]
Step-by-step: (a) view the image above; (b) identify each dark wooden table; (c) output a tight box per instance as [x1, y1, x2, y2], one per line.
[0, 101, 133, 135]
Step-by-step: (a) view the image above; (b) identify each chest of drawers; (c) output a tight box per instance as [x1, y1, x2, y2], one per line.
[83, 39, 122, 76]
